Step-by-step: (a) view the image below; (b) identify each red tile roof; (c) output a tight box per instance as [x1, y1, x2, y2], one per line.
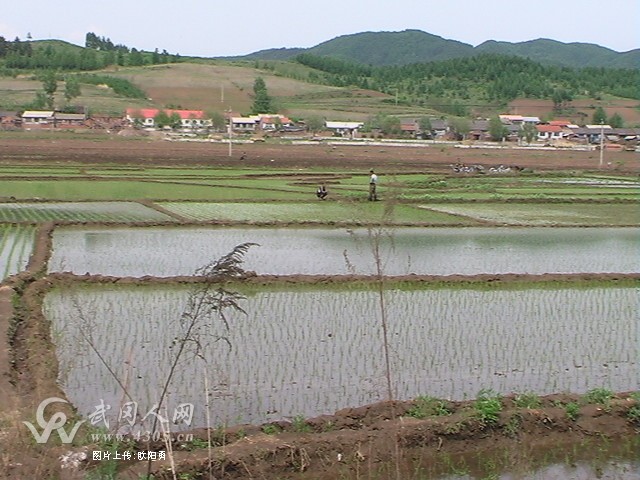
[536, 125, 563, 133]
[126, 108, 205, 119]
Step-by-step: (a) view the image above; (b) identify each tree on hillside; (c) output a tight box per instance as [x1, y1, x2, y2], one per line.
[552, 88, 573, 113]
[592, 106, 607, 124]
[64, 76, 81, 102]
[251, 77, 272, 114]
[489, 116, 508, 142]
[42, 71, 58, 109]
[0, 36, 9, 57]
[128, 48, 145, 67]
[608, 112, 624, 128]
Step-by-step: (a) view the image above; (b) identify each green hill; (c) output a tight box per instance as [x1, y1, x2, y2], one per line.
[475, 38, 639, 69]
[237, 30, 639, 69]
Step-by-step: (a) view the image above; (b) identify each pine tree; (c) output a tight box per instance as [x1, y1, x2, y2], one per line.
[251, 77, 272, 114]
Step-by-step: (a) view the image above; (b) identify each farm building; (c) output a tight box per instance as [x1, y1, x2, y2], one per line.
[21, 110, 54, 126]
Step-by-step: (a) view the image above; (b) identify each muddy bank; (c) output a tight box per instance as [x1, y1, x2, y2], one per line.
[43, 271, 640, 287]
[0, 223, 72, 480]
[114, 393, 639, 479]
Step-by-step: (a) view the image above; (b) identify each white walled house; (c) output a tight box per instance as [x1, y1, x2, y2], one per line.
[21, 111, 54, 125]
[125, 108, 212, 129]
[325, 121, 364, 137]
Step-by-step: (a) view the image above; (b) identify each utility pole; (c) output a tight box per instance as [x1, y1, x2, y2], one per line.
[226, 108, 233, 157]
[599, 122, 604, 169]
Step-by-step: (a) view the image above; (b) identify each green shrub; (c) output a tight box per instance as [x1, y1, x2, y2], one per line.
[513, 392, 542, 409]
[627, 392, 640, 424]
[406, 395, 451, 419]
[583, 387, 614, 406]
[261, 424, 281, 435]
[474, 389, 502, 425]
[565, 402, 580, 421]
[292, 415, 312, 433]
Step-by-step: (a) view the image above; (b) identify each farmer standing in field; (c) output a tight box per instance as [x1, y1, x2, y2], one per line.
[368, 169, 378, 201]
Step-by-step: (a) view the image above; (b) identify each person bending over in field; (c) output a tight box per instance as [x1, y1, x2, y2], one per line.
[316, 185, 328, 200]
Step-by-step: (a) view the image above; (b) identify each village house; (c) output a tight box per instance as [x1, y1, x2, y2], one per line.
[230, 117, 257, 132]
[53, 112, 87, 128]
[256, 114, 293, 131]
[400, 119, 419, 137]
[429, 119, 449, 139]
[499, 114, 540, 125]
[468, 119, 490, 141]
[325, 121, 364, 138]
[21, 110, 54, 127]
[0, 111, 20, 129]
[536, 124, 565, 142]
[125, 108, 212, 129]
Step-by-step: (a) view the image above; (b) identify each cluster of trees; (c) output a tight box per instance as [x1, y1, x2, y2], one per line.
[25, 70, 82, 110]
[22, 71, 145, 110]
[84, 32, 129, 53]
[0, 33, 180, 71]
[74, 74, 146, 99]
[592, 106, 624, 127]
[0, 36, 32, 57]
[293, 53, 640, 110]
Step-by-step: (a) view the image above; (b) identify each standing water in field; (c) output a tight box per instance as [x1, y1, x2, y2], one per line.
[48, 226, 639, 277]
[0, 225, 35, 280]
[44, 284, 639, 429]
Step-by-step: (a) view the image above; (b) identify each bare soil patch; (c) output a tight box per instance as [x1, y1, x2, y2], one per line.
[508, 97, 640, 125]
[1, 136, 638, 173]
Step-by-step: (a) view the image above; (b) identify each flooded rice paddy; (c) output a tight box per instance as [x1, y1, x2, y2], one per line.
[44, 284, 639, 428]
[48, 226, 640, 277]
[0, 225, 35, 280]
[0, 201, 171, 223]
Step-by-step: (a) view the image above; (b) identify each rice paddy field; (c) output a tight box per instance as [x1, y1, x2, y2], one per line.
[1, 141, 639, 479]
[48, 226, 640, 277]
[0, 201, 172, 223]
[44, 283, 639, 427]
[0, 224, 35, 280]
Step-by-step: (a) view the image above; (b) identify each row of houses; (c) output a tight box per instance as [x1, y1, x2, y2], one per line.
[0, 110, 127, 130]
[2, 109, 639, 145]
[400, 116, 640, 145]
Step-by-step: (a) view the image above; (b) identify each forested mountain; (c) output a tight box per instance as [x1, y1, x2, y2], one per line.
[239, 29, 639, 69]
[292, 53, 640, 114]
[475, 39, 640, 69]
[0, 31, 637, 119]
